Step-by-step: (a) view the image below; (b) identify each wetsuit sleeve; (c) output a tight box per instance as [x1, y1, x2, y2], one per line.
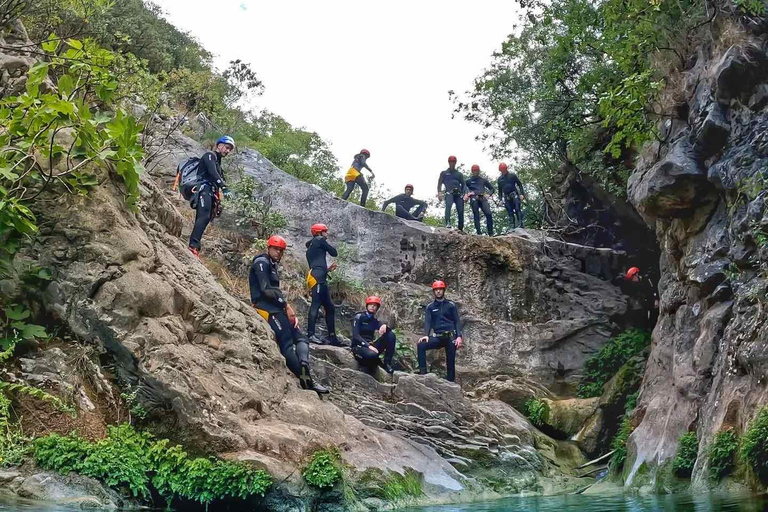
[415, 198, 427, 207]
[200, 152, 225, 188]
[485, 180, 495, 195]
[352, 314, 368, 347]
[497, 177, 503, 201]
[437, 172, 444, 194]
[382, 195, 395, 209]
[322, 239, 338, 257]
[513, 176, 524, 196]
[249, 259, 286, 308]
[424, 305, 432, 336]
[460, 174, 467, 194]
[360, 156, 372, 172]
[452, 302, 463, 337]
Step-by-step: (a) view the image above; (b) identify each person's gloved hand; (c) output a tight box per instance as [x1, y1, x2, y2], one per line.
[222, 188, 232, 200]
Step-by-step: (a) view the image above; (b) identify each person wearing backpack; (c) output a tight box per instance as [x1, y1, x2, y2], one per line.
[180, 136, 234, 257]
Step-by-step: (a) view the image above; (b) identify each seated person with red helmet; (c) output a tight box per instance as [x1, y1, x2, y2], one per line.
[381, 184, 427, 221]
[249, 235, 329, 396]
[305, 222, 342, 346]
[418, 280, 463, 382]
[351, 296, 396, 375]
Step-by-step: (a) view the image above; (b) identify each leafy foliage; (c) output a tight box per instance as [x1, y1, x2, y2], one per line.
[229, 175, 287, 239]
[610, 417, 633, 470]
[34, 424, 272, 504]
[303, 448, 343, 489]
[524, 398, 549, 428]
[708, 428, 739, 481]
[673, 432, 699, 478]
[741, 407, 768, 482]
[577, 329, 650, 398]
[380, 469, 423, 504]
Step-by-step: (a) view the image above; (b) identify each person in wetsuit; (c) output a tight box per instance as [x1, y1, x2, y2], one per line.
[305, 223, 342, 346]
[250, 235, 329, 396]
[437, 156, 466, 231]
[497, 163, 525, 231]
[351, 296, 396, 375]
[418, 280, 463, 382]
[618, 266, 659, 329]
[186, 136, 234, 257]
[342, 149, 375, 206]
[464, 164, 495, 236]
[381, 184, 427, 221]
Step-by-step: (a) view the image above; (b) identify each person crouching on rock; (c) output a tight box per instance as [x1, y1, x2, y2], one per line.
[418, 281, 463, 382]
[381, 184, 427, 221]
[249, 235, 329, 396]
[341, 149, 375, 206]
[306, 223, 343, 346]
[351, 296, 396, 375]
[187, 136, 234, 257]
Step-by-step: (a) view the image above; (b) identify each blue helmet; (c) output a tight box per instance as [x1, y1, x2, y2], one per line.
[216, 135, 235, 149]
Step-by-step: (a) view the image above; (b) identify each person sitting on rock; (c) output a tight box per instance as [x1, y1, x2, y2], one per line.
[437, 156, 466, 231]
[497, 162, 525, 232]
[306, 223, 343, 346]
[381, 184, 427, 221]
[342, 149, 375, 206]
[620, 266, 659, 328]
[464, 164, 495, 236]
[186, 136, 234, 257]
[418, 281, 463, 382]
[250, 235, 329, 396]
[351, 296, 396, 375]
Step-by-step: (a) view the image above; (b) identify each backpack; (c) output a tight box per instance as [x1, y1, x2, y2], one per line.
[172, 157, 201, 200]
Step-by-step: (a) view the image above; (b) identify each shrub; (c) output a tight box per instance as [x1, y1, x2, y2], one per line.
[708, 429, 739, 481]
[524, 398, 549, 428]
[577, 329, 650, 398]
[741, 407, 768, 482]
[673, 432, 699, 478]
[303, 448, 343, 489]
[610, 417, 633, 470]
[34, 424, 271, 504]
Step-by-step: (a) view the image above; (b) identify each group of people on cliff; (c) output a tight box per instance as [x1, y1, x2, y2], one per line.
[344, 151, 526, 236]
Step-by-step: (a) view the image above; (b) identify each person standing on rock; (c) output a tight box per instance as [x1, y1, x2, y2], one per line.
[306, 223, 342, 346]
[497, 163, 525, 232]
[381, 184, 427, 221]
[621, 266, 659, 328]
[418, 281, 463, 382]
[186, 136, 234, 257]
[464, 164, 495, 236]
[342, 149, 375, 206]
[250, 235, 330, 396]
[437, 156, 466, 231]
[351, 296, 396, 375]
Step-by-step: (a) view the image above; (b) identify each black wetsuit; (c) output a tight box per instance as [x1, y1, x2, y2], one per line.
[382, 193, 427, 221]
[465, 175, 495, 236]
[616, 274, 659, 329]
[342, 153, 372, 206]
[305, 236, 338, 339]
[351, 312, 396, 367]
[418, 299, 462, 382]
[497, 172, 524, 229]
[437, 168, 466, 230]
[187, 151, 227, 250]
[249, 253, 309, 378]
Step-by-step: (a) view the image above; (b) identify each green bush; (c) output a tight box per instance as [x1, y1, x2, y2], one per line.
[303, 448, 343, 489]
[708, 429, 739, 481]
[577, 329, 650, 398]
[610, 417, 633, 470]
[33, 424, 271, 504]
[673, 432, 699, 478]
[524, 398, 549, 428]
[741, 407, 768, 482]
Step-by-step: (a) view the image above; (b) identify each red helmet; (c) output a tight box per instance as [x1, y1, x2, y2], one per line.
[267, 235, 287, 249]
[431, 280, 446, 290]
[499, 163, 508, 172]
[626, 267, 640, 279]
[361, 149, 370, 157]
[405, 184, 414, 191]
[366, 296, 382, 306]
[471, 164, 480, 172]
[448, 155, 457, 163]
[311, 223, 328, 236]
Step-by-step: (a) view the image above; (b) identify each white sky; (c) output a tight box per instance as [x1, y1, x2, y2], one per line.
[154, 0, 522, 200]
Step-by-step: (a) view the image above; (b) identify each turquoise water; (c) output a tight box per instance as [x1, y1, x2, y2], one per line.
[403, 493, 768, 512]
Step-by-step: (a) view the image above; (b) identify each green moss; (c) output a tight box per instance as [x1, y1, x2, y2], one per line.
[708, 429, 739, 481]
[741, 407, 768, 483]
[380, 469, 423, 504]
[610, 417, 633, 471]
[577, 329, 650, 398]
[524, 398, 549, 427]
[302, 448, 343, 489]
[672, 432, 699, 478]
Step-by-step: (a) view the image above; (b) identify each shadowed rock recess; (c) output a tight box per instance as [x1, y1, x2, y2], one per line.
[625, 35, 768, 491]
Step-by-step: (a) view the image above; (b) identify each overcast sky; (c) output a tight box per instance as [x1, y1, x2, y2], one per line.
[154, 0, 521, 200]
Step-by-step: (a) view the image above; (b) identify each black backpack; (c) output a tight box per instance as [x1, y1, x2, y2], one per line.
[173, 157, 201, 200]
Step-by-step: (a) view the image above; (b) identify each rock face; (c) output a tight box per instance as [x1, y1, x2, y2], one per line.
[625, 32, 768, 488]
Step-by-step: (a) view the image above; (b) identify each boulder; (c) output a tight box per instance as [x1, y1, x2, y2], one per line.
[540, 397, 600, 438]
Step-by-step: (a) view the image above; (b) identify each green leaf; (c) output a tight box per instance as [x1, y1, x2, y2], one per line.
[20, 323, 47, 340]
[67, 39, 83, 50]
[4, 305, 30, 321]
[57, 75, 75, 97]
[41, 34, 60, 53]
[26, 62, 50, 88]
